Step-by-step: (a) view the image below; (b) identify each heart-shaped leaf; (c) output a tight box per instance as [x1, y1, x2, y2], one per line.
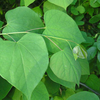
[0, 33, 48, 100]
[3, 7, 44, 41]
[48, 0, 73, 9]
[20, 0, 35, 6]
[67, 91, 99, 100]
[50, 47, 81, 85]
[43, 10, 85, 53]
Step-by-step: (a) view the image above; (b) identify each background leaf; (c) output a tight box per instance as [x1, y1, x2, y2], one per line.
[67, 91, 99, 100]
[0, 77, 12, 100]
[47, 67, 75, 90]
[20, 0, 35, 6]
[31, 82, 49, 100]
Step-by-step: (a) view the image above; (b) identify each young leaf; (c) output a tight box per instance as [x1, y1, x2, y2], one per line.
[67, 91, 99, 100]
[43, 10, 85, 53]
[73, 45, 87, 59]
[50, 47, 81, 85]
[3, 7, 44, 41]
[0, 33, 49, 100]
[48, 0, 73, 9]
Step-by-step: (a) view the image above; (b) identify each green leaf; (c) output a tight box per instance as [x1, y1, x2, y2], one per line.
[89, 14, 100, 24]
[81, 31, 94, 46]
[73, 45, 87, 59]
[71, 0, 77, 5]
[33, 6, 43, 17]
[43, 10, 85, 53]
[97, 23, 100, 28]
[31, 82, 49, 100]
[43, 1, 65, 13]
[43, 76, 60, 95]
[77, 59, 90, 75]
[3, 7, 44, 41]
[71, 6, 79, 15]
[67, 91, 99, 100]
[50, 47, 81, 85]
[97, 0, 100, 3]
[87, 46, 97, 60]
[20, 0, 35, 6]
[97, 51, 100, 62]
[86, 7, 94, 17]
[80, 75, 88, 83]
[62, 89, 75, 99]
[76, 5, 85, 14]
[54, 96, 63, 100]
[90, 0, 100, 7]
[97, 60, 100, 74]
[0, 21, 4, 28]
[0, 77, 12, 100]
[47, 67, 75, 90]
[48, 0, 73, 9]
[8, 88, 22, 100]
[97, 36, 100, 50]
[0, 33, 49, 100]
[85, 74, 100, 92]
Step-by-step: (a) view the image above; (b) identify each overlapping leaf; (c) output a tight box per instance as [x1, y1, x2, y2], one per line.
[67, 91, 99, 100]
[3, 7, 44, 41]
[20, 0, 35, 6]
[43, 10, 85, 53]
[0, 33, 48, 100]
[50, 47, 81, 85]
[47, 67, 75, 90]
[48, 0, 73, 9]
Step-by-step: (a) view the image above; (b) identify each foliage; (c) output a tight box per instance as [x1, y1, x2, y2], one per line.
[0, 0, 100, 100]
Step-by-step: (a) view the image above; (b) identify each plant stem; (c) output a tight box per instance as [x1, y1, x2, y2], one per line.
[7, 34, 16, 42]
[0, 24, 7, 30]
[80, 82, 100, 96]
[0, 27, 46, 35]
[44, 36, 62, 51]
